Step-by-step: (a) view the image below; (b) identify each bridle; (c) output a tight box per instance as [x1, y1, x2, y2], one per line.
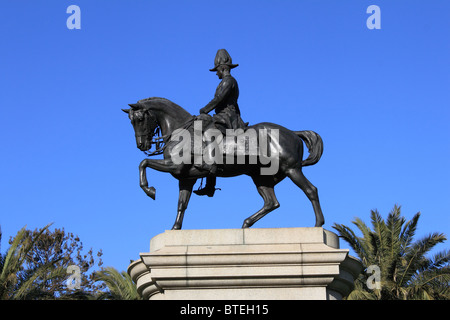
[141, 115, 197, 157]
[133, 110, 168, 157]
[142, 128, 168, 157]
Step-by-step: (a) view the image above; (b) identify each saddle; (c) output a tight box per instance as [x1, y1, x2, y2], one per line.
[165, 113, 258, 170]
[186, 114, 255, 158]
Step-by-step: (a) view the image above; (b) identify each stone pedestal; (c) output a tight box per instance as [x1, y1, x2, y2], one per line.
[127, 228, 362, 300]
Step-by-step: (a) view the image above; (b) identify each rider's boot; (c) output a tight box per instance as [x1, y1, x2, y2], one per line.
[194, 170, 218, 197]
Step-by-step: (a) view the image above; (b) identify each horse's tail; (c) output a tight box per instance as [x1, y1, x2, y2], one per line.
[295, 130, 324, 167]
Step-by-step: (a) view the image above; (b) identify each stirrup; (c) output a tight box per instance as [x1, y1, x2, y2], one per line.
[194, 178, 221, 197]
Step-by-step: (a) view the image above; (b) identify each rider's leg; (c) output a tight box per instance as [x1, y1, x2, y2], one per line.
[193, 132, 219, 197]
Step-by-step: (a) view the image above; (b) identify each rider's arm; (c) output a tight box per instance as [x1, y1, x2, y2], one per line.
[200, 78, 232, 114]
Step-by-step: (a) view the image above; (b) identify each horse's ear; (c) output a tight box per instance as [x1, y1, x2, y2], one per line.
[128, 103, 142, 110]
[122, 108, 130, 114]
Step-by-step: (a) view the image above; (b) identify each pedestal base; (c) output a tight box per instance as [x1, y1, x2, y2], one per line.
[127, 228, 362, 300]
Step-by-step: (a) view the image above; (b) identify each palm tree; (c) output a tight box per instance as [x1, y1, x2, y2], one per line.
[333, 205, 450, 300]
[94, 267, 140, 300]
[0, 224, 66, 299]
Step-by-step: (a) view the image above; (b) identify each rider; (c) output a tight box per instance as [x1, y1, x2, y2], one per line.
[194, 49, 247, 197]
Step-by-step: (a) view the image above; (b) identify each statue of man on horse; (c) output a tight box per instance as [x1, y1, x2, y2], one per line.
[122, 49, 325, 230]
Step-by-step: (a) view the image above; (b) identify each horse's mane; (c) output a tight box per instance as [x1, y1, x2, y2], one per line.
[137, 97, 192, 119]
[138, 97, 167, 103]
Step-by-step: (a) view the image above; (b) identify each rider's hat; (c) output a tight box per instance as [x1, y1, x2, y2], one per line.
[209, 49, 239, 72]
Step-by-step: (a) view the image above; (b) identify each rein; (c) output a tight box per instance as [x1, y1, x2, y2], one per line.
[143, 116, 196, 157]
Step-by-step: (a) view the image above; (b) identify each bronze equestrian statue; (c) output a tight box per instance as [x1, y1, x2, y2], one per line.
[122, 49, 325, 230]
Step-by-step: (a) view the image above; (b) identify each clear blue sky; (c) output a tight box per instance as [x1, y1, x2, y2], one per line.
[1, 0, 449, 272]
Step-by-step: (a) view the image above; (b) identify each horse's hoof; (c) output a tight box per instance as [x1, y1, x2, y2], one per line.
[143, 186, 156, 200]
[148, 187, 156, 200]
[315, 220, 325, 227]
[171, 224, 181, 230]
[242, 220, 252, 228]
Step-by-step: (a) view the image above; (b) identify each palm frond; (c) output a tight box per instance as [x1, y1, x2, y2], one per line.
[399, 232, 447, 286]
[385, 205, 404, 280]
[400, 212, 420, 255]
[370, 209, 390, 270]
[333, 222, 369, 265]
[352, 217, 376, 264]
[1, 228, 26, 276]
[94, 267, 140, 300]
[426, 249, 450, 270]
[386, 205, 404, 257]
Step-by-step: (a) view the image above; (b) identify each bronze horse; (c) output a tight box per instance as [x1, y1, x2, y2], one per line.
[123, 97, 325, 230]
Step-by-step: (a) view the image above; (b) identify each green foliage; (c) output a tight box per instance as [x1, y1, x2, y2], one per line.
[0, 224, 141, 300]
[333, 205, 450, 300]
[0, 224, 63, 299]
[94, 267, 141, 300]
[0, 224, 103, 299]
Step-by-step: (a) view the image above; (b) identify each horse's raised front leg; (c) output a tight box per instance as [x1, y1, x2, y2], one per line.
[139, 158, 179, 200]
[172, 178, 197, 230]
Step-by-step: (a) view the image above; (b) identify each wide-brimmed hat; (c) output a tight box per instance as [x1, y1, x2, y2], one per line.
[209, 49, 239, 72]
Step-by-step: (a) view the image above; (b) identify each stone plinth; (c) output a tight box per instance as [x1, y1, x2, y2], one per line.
[127, 228, 362, 300]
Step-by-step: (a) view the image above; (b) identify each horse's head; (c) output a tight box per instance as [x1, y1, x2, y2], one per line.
[122, 103, 159, 152]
